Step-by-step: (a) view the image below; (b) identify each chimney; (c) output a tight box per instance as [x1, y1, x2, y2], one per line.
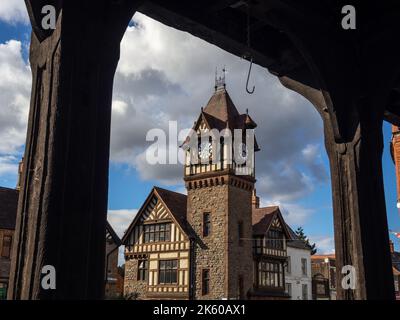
[390, 240, 394, 254]
[16, 157, 24, 190]
[252, 189, 260, 209]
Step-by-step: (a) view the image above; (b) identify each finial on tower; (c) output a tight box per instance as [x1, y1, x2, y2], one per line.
[214, 66, 227, 91]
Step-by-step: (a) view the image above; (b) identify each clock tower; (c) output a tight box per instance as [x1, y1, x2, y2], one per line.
[183, 75, 259, 299]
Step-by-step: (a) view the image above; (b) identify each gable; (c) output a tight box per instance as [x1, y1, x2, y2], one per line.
[252, 206, 292, 239]
[139, 195, 170, 223]
[121, 187, 190, 245]
[266, 209, 292, 239]
[270, 216, 282, 230]
[196, 117, 209, 134]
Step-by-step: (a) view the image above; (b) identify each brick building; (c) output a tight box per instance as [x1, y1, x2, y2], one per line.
[311, 254, 337, 300]
[122, 80, 295, 300]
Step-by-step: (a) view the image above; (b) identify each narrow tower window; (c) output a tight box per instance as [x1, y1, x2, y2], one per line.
[203, 212, 211, 237]
[202, 269, 210, 295]
[238, 221, 244, 246]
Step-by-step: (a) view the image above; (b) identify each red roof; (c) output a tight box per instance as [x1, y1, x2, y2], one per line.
[311, 254, 336, 261]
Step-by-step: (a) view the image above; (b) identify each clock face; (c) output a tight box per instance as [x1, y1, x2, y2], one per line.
[198, 141, 212, 160]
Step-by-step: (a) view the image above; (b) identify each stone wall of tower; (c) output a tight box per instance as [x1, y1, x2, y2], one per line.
[187, 184, 228, 299]
[227, 185, 254, 299]
[187, 180, 253, 299]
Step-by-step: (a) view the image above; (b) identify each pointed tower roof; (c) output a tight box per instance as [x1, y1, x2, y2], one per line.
[181, 73, 260, 151]
[198, 85, 259, 151]
[203, 87, 241, 126]
[202, 86, 258, 132]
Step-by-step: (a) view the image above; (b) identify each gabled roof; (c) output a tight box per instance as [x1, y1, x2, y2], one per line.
[0, 187, 19, 230]
[106, 221, 121, 246]
[153, 187, 188, 231]
[121, 187, 190, 244]
[252, 205, 292, 239]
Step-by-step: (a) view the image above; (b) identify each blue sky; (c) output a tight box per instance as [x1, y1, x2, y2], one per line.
[0, 6, 399, 257]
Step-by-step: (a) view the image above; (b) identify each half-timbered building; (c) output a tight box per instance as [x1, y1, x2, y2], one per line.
[122, 79, 294, 300]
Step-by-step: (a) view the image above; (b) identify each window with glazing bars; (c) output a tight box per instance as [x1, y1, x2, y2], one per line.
[159, 260, 178, 284]
[257, 261, 284, 288]
[143, 223, 171, 243]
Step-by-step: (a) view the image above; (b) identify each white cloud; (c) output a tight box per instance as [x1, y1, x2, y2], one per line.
[261, 198, 314, 227]
[107, 208, 138, 266]
[309, 235, 335, 255]
[0, 40, 30, 182]
[0, 0, 29, 24]
[107, 209, 138, 238]
[0, 155, 19, 176]
[110, 13, 328, 204]
[0, 14, 330, 237]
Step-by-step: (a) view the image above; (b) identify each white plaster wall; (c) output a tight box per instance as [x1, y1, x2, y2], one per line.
[285, 246, 312, 300]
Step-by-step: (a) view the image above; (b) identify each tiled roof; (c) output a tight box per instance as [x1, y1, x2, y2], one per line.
[0, 186, 19, 230]
[122, 187, 192, 244]
[203, 88, 241, 126]
[252, 206, 279, 235]
[181, 88, 260, 152]
[203, 88, 258, 133]
[311, 254, 336, 261]
[154, 187, 191, 235]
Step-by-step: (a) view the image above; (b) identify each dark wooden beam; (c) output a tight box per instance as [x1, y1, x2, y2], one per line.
[8, 0, 142, 300]
[384, 106, 400, 127]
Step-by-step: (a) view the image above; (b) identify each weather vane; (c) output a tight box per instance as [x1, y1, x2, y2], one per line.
[214, 66, 227, 90]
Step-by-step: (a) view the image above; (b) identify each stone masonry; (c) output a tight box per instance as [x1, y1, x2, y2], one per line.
[187, 178, 253, 299]
[124, 258, 147, 299]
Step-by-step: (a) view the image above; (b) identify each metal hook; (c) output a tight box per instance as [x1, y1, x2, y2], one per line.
[246, 57, 255, 94]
